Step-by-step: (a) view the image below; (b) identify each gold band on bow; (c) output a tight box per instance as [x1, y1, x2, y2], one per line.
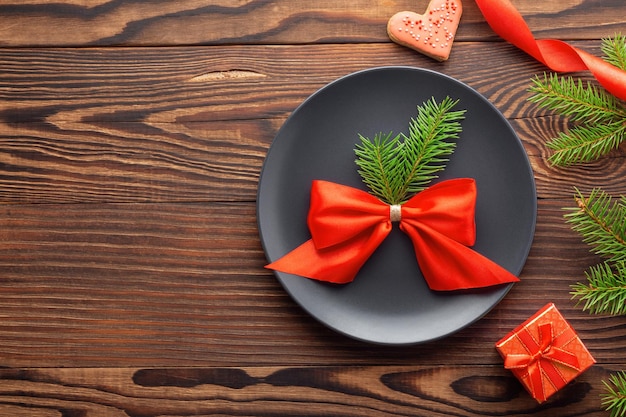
[390, 204, 402, 222]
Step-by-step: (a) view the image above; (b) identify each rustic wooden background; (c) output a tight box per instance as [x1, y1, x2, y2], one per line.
[1, 0, 626, 415]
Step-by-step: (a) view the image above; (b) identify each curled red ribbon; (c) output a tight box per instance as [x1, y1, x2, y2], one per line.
[474, 0, 626, 101]
[266, 178, 519, 291]
[504, 322, 581, 402]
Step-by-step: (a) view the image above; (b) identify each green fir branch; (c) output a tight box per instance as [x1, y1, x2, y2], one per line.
[355, 97, 465, 205]
[602, 371, 626, 417]
[564, 188, 626, 263]
[566, 188, 626, 417]
[571, 261, 626, 315]
[529, 73, 624, 124]
[602, 33, 626, 71]
[398, 97, 465, 201]
[354, 131, 404, 205]
[526, 34, 626, 166]
[547, 121, 626, 166]
[554, 34, 626, 415]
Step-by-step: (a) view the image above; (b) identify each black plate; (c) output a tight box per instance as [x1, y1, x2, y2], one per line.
[257, 67, 536, 345]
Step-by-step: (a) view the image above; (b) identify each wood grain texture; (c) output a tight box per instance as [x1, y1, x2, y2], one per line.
[0, 365, 618, 416]
[0, 0, 624, 47]
[2, 42, 625, 204]
[0, 41, 612, 124]
[1, 199, 625, 368]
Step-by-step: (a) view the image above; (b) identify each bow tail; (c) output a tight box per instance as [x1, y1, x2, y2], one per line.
[266, 224, 391, 284]
[474, 0, 626, 101]
[401, 221, 519, 291]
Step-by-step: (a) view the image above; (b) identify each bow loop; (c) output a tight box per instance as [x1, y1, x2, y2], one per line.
[504, 322, 581, 402]
[307, 180, 391, 249]
[401, 178, 476, 247]
[504, 323, 554, 369]
[266, 178, 519, 290]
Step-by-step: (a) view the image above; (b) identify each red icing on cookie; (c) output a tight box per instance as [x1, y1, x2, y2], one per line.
[387, 0, 463, 61]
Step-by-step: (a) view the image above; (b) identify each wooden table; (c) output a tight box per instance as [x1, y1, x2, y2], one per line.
[1, 1, 625, 415]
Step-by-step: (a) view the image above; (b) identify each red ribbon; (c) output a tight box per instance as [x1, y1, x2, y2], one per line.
[266, 178, 519, 291]
[504, 322, 581, 402]
[474, 0, 626, 101]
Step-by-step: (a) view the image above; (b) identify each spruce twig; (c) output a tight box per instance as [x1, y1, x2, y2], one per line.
[565, 188, 626, 264]
[571, 261, 626, 315]
[566, 188, 626, 315]
[529, 73, 624, 124]
[399, 97, 465, 201]
[354, 131, 404, 205]
[527, 34, 626, 166]
[602, 371, 626, 417]
[546, 121, 626, 166]
[355, 97, 465, 205]
[602, 33, 626, 71]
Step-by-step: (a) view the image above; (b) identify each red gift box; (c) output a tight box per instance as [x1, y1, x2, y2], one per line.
[495, 303, 596, 403]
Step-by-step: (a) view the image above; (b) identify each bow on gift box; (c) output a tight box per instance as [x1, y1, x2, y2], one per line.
[266, 178, 519, 291]
[504, 322, 581, 402]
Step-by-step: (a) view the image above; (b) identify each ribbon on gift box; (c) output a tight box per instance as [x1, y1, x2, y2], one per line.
[474, 0, 626, 101]
[504, 322, 581, 402]
[266, 178, 519, 291]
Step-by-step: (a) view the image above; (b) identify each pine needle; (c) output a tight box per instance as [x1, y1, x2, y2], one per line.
[399, 97, 465, 201]
[547, 121, 626, 166]
[571, 261, 626, 315]
[354, 131, 403, 205]
[526, 34, 626, 166]
[355, 97, 465, 205]
[602, 33, 626, 71]
[529, 73, 624, 124]
[602, 371, 626, 417]
[567, 188, 626, 316]
[565, 188, 626, 263]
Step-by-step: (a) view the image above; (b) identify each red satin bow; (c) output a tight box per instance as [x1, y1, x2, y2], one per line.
[504, 322, 581, 402]
[266, 178, 519, 291]
[474, 0, 626, 101]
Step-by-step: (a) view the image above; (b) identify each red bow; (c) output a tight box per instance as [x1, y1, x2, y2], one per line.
[266, 178, 519, 291]
[504, 323, 581, 402]
[474, 0, 626, 101]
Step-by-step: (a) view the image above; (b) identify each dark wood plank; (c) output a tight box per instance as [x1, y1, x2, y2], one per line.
[2, 42, 625, 204]
[0, 42, 610, 124]
[0, 0, 623, 47]
[2, 115, 625, 204]
[1, 199, 624, 368]
[0, 119, 273, 203]
[0, 364, 616, 416]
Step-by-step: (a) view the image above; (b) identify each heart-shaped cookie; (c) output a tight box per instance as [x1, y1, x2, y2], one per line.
[387, 0, 462, 61]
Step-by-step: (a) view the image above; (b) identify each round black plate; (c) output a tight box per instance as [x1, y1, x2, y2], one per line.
[257, 67, 536, 345]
